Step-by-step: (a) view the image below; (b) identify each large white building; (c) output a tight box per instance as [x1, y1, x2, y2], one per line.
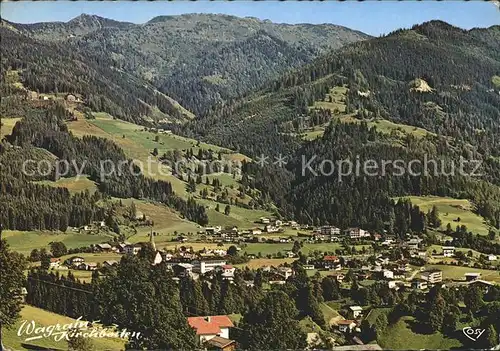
[345, 228, 370, 239]
[442, 246, 455, 257]
[319, 226, 341, 236]
[192, 259, 227, 274]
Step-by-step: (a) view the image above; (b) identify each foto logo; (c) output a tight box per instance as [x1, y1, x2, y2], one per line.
[462, 327, 485, 342]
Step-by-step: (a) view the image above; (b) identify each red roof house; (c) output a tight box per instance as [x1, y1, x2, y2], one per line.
[187, 316, 234, 342]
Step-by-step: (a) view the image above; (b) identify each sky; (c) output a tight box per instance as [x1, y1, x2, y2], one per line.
[1, 1, 498, 36]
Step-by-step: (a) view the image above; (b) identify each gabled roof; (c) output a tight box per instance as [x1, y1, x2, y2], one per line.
[205, 336, 236, 348]
[187, 316, 234, 335]
[323, 255, 339, 261]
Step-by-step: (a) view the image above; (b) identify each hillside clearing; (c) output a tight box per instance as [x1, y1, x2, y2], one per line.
[4, 230, 113, 256]
[402, 196, 490, 235]
[0, 117, 22, 138]
[34, 175, 98, 194]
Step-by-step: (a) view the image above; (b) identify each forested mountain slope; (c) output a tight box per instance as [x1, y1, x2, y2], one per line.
[187, 21, 500, 157]
[183, 21, 500, 231]
[3, 13, 370, 116]
[0, 26, 194, 124]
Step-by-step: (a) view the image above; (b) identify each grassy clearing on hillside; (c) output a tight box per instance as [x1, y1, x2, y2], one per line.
[427, 264, 500, 283]
[67, 115, 262, 228]
[369, 119, 433, 139]
[492, 75, 500, 88]
[0, 117, 22, 138]
[4, 230, 112, 256]
[3, 305, 126, 351]
[34, 176, 98, 194]
[403, 196, 490, 235]
[119, 199, 200, 240]
[303, 85, 433, 141]
[319, 302, 341, 326]
[378, 316, 462, 350]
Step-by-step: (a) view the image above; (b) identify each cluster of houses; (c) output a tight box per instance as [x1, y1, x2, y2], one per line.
[50, 255, 113, 271]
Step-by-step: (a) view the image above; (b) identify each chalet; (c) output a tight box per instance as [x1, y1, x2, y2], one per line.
[268, 273, 287, 285]
[488, 254, 497, 261]
[80, 262, 98, 271]
[376, 256, 390, 266]
[274, 219, 283, 227]
[381, 239, 394, 247]
[442, 246, 455, 257]
[113, 243, 127, 253]
[95, 243, 112, 252]
[464, 273, 481, 282]
[212, 249, 227, 256]
[261, 265, 272, 272]
[411, 279, 428, 290]
[68, 256, 85, 267]
[330, 273, 345, 283]
[421, 269, 442, 284]
[217, 265, 236, 281]
[278, 237, 291, 243]
[278, 266, 293, 279]
[396, 260, 410, 272]
[303, 264, 315, 270]
[372, 233, 382, 241]
[323, 255, 341, 269]
[243, 280, 255, 288]
[205, 336, 236, 351]
[188, 316, 234, 344]
[319, 226, 341, 236]
[345, 228, 369, 239]
[284, 250, 297, 258]
[163, 252, 174, 261]
[259, 217, 270, 224]
[205, 226, 222, 235]
[382, 270, 394, 279]
[337, 320, 356, 333]
[387, 280, 399, 290]
[49, 258, 61, 269]
[124, 244, 142, 255]
[406, 238, 423, 251]
[250, 228, 262, 235]
[349, 306, 363, 319]
[265, 225, 280, 233]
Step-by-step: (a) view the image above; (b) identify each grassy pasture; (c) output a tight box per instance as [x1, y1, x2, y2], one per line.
[34, 176, 98, 194]
[67, 115, 265, 229]
[402, 196, 490, 235]
[4, 230, 112, 256]
[0, 117, 22, 138]
[303, 85, 433, 141]
[377, 316, 462, 350]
